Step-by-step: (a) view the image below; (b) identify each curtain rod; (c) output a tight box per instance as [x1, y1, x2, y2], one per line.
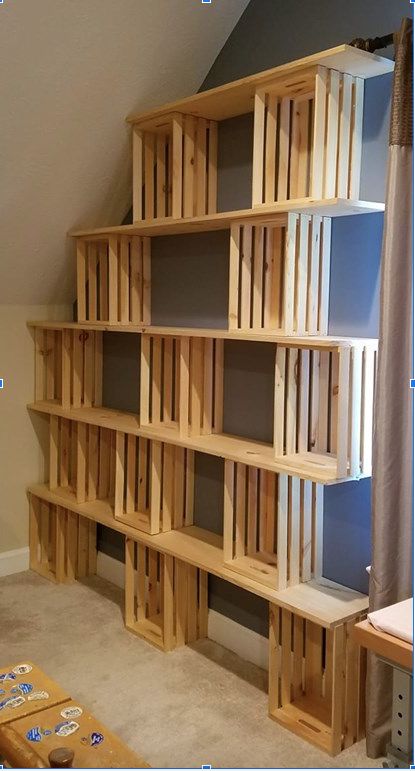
[349, 33, 394, 53]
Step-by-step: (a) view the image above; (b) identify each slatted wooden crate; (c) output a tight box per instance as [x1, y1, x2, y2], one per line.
[125, 539, 208, 651]
[114, 434, 194, 533]
[49, 417, 116, 505]
[252, 66, 364, 206]
[273, 342, 377, 479]
[177, 336, 224, 438]
[29, 495, 96, 583]
[223, 462, 323, 590]
[269, 604, 366, 755]
[140, 334, 181, 428]
[76, 235, 151, 324]
[228, 214, 331, 335]
[140, 334, 224, 437]
[132, 113, 218, 221]
[34, 328, 102, 409]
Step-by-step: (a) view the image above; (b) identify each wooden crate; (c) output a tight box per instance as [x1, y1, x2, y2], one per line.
[268, 604, 366, 755]
[223, 462, 323, 590]
[140, 334, 224, 437]
[114, 434, 194, 533]
[132, 113, 218, 221]
[29, 495, 96, 583]
[177, 336, 224, 438]
[252, 66, 364, 207]
[228, 214, 331, 335]
[125, 539, 208, 651]
[140, 333, 181, 429]
[76, 235, 150, 324]
[273, 342, 377, 479]
[34, 328, 102, 409]
[49, 417, 116, 505]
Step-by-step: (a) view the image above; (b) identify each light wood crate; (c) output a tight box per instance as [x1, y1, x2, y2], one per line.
[223, 461, 323, 590]
[132, 113, 218, 221]
[114, 434, 194, 534]
[29, 494, 96, 583]
[33, 327, 103, 409]
[76, 235, 150, 324]
[268, 603, 366, 755]
[125, 538, 208, 651]
[252, 66, 364, 207]
[228, 214, 331, 335]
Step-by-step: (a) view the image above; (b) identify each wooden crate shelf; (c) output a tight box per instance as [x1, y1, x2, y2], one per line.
[125, 538, 208, 651]
[28, 483, 369, 628]
[25, 43, 391, 756]
[132, 113, 218, 222]
[252, 68, 364, 208]
[229, 215, 331, 335]
[114, 433, 194, 534]
[76, 234, 150, 324]
[29, 399, 367, 485]
[48, 414, 196, 535]
[29, 494, 96, 583]
[29, 320, 377, 349]
[223, 461, 323, 590]
[127, 45, 393, 126]
[33, 327, 102, 410]
[71, 199, 384, 241]
[268, 604, 366, 755]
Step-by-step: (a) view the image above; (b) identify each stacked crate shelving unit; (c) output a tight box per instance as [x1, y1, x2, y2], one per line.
[27, 45, 393, 756]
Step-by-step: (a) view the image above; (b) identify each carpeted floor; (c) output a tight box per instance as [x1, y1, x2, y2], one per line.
[0, 571, 379, 769]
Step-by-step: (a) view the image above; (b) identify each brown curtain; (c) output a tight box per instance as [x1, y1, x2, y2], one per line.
[366, 17, 413, 759]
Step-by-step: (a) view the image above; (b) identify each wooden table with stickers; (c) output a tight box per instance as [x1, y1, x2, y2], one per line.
[0, 662, 150, 768]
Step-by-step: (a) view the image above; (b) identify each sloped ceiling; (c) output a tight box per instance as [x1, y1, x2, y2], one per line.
[0, 0, 249, 304]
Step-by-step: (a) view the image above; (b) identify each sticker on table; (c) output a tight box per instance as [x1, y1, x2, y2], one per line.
[55, 720, 80, 737]
[60, 705, 83, 719]
[5, 696, 26, 709]
[91, 731, 104, 748]
[17, 683, 33, 695]
[12, 664, 33, 676]
[81, 732, 104, 748]
[42, 729, 52, 737]
[0, 672, 16, 682]
[0, 690, 4, 696]
[28, 690, 49, 701]
[27, 727, 42, 743]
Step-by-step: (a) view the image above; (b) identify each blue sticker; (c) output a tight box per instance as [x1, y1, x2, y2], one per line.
[91, 732, 104, 748]
[27, 727, 42, 743]
[43, 729, 52, 736]
[0, 690, 5, 695]
[0, 672, 16, 682]
[18, 683, 33, 695]
[10, 687, 18, 694]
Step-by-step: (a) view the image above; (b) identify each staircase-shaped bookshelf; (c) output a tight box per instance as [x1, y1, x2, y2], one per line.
[27, 44, 393, 756]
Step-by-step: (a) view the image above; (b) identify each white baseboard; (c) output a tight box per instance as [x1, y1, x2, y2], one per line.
[0, 547, 29, 577]
[96, 551, 267, 670]
[207, 609, 268, 670]
[96, 550, 125, 589]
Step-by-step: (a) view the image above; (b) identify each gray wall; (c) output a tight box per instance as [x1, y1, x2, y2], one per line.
[98, 0, 407, 637]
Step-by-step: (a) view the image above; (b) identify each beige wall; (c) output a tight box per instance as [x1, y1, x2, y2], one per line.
[0, 305, 71, 554]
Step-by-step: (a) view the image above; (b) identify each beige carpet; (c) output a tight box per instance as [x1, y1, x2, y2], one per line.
[0, 571, 379, 768]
